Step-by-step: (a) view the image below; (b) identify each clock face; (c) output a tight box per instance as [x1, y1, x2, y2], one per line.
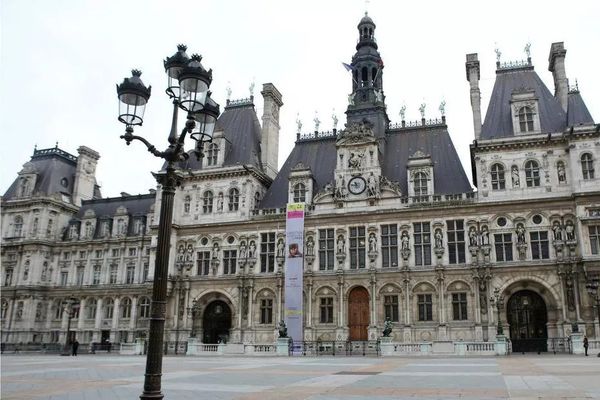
[348, 176, 366, 195]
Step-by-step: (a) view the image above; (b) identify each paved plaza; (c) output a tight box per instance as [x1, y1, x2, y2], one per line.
[1, 353, 600, 399]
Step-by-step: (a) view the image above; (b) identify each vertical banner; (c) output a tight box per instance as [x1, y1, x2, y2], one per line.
[285, 203, 305, 347]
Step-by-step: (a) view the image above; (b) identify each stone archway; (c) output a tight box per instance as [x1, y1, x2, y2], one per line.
[202, 300, 232, 344]
[348, 286, 369, 341]
[507, 290, 548, 353]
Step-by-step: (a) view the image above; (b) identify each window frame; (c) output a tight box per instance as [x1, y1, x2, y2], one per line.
[447, 220, 465, 264]
[452, 292, 468, 321]
[384, 294, 399, 322]
[494, 233, 514, 262]
[381, 224, 398, 268]
[417, 293, 433, 321]
[318, 229, 335, 271]
[319, 297, 334, 324]
[413, 222, 431, 266]
[349, 226, 366, 269]
[581, 153, 595, 180]
[490, 163, 506, 190]
[530, 231, 550, 260]
[525, 160, 541, 187]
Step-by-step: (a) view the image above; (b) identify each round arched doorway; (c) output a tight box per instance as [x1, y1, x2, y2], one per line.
[507, 290, 548, 353]
[202, 300, 231, 344]
[348, 286, 370, 341]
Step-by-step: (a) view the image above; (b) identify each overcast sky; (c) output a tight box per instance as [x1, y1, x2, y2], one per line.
[1, 0, 599, 198]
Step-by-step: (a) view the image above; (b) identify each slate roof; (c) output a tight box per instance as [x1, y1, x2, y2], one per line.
[260, 124, 472, 208]
[3, 147, 78, 200]
[567, 91, 595, 127]
[169, 100, 262, 171]
[76, 194, 155, 219]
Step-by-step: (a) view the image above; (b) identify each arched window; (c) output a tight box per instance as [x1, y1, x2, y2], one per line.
[183, 195, 191, 214]
[228, 188, 239, 211]
[413, 172, 428, 196]
[206, 143, 219, 166]
[104, 298, 114, 319]
[518, 106, 534, 132]
[293, 183, 307, 203]
[139, 297, 151, 318]
[121, 297, 132, 319]
[202, 191, 213, 213]
[581, 153, 595, 179]
[490, 164, 506, 190]
[525, 160, 540, 187]
[86, 299, 97, 319]
[361, 67, 368, 84]
[13, 216, 23, 237]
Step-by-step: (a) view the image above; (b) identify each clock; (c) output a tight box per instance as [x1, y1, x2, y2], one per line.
[348, 176, 366, 195]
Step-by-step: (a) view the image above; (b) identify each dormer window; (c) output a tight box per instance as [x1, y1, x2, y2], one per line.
[581, 153, 595, 180]
[525, 160, 540, 187]
[293, 183, 307, 203]
[13, 216, 23, 237]
[202, 190, 213, 213]
[518, 106, 534, 132]
[206, 143, 219, 166]
[228, 188, 239, 211]
[413, 172, 428, 196]
[491, 163, 506, 190]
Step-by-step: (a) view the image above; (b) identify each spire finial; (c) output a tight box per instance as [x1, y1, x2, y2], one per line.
[249, 78, 255, 97]
[494, 44, 502, 67]
[55, 141, 59, 149]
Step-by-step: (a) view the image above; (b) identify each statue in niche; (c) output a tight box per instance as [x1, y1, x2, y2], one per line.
[185, 244, 194, 263]
[177, 245, 186, 263]
[566, 275, 576, 311]
[565, 220, 576, 241]
[511, 166, 520, 187]
[335, 175, 347, 199]
[552, 221, 563, 241]
[249, 241, 256, 258]
[479, 280, 488, 313]
[557, 162, 566, 183]
[211, 243, 220, 260]
[368, 233, 377, 252]
[480, 226, 490, 246]
[367, 172, 379, 197]
[516, 223, 526, 244]
[239, 241, 247, 259]
[306, 237, 315, 256]
[468, 226, 478, 246]
[277, 239, 285, 258]
[434, 229, 443, 248]
[337, 235, 345, 254]
[217, 193, 224, 212]
[401, 231, 410, 250]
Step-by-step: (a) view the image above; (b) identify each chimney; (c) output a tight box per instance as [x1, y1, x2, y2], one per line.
[72, 146, 100, 206]
[548, 42, 568, 112]
[465, 53, 482, 140]
[260, 83, 283, 179]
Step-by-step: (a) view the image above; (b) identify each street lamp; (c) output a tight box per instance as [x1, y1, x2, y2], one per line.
[61, 297, 79, 356]
[490, 287, 505, 336]
[586, 276, 600, 356]
[116, 44, 220, 400]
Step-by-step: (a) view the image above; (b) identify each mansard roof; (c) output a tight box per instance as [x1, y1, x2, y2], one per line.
[481, 67, 567, 140]
[567, 90, 595, 127]
[3, 146, 78, 200]
[171, 99, 262, 171]
[76, 193, 154, 219]
[260, 122, 472, 208]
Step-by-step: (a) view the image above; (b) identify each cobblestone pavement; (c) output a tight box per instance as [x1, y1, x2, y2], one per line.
[2, 353, 600, 399]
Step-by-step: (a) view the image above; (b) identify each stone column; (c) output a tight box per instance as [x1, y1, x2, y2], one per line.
[306, 281, 313, 327]
[558, 271, 568, 322]
[277, 277, 283, 323]
[370, 275, 377, 326]
[404, 279, 411, 325]
[130, 296, 138, 330]
[94, 298, 103, 330]
[247, 284, 254, 329]
[112, 297, 120, 330]
[77, 298, 86, 330]
[337, 281, 344, 327]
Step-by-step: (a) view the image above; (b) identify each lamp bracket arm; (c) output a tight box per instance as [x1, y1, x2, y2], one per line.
[120, 133, 163, 158]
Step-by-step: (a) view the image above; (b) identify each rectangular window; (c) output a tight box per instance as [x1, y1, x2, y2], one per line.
[63, 252, 71, 260]
[111, 249, 120, 258]
[447, 220, 465, 264]
[223, 250, 237, 275]
[126, 265, 135, 284]
[318, 229, 335, 271]
[414, 222, 431, 266]
[143, 263, 149, 281]
[92, 265, 101, 285]
[384, 295, 399, 322]
[109, 264, 118, 284]
[260, 299, 273, 324]
[381, 225, 398, 268]
[60, 271, 68, 286]
[95, 250, 103, 259]
[589, 226, 600, 255]
[349, 226, 366, 269]
[530, 231, 549, 260]
[79, 251, 87, 259]
[452, 292, 468, 320]
[76, 266, 85, 286]
[196, 251, 211, 276]
[494, 233, 513, 262]
[128, 248, 137, 257]
[319, 297, 334, 323]
[260, 232, 276, 273]
[417, 294, 433, 321]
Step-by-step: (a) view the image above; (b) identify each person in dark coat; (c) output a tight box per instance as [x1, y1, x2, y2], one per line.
[72, 339, 79, 356]
[583, 336, 589, 356]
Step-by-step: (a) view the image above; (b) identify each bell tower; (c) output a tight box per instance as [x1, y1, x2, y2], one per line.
[345, 12, 389, 137]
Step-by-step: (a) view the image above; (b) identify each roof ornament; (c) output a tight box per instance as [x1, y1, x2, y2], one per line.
[332, 109, 338, 131]
[418, 103, 426, 119]
[249, 79, 255, 97]
[494, 45, 502, 67]
[399, 105, 406, 121]
[226, 81, 232, 101]
[313, 111, 320, 132]
[439, 100, 446, 117]
[296, 113, 302, 133]
[524, 42, 531, 59]
[55, 141, 59, 149]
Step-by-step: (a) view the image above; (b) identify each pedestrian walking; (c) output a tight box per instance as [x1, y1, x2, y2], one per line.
[583, 336, 589, 356]
[72, 339, 79, 356]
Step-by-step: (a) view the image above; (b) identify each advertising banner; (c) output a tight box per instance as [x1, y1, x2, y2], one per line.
[284, 203, 305, 346]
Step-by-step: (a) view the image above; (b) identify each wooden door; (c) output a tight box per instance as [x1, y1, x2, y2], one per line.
[348, 287, 369, 341]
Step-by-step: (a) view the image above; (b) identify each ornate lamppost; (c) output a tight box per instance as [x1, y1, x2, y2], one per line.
[61, 297, 79, 356]
[115, 44, 220, 400]
[490, 287, 505, 336]
[586, 276, 600, 356]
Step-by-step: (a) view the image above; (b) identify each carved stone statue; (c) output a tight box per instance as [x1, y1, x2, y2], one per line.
[337, 235, 345, 254]
[367, 172, 379, 197]
[239, 241, 247, 259]
[348, 152, 364, 169]
[211, 243, 220, 260]
[306, 237, 314, 256]
[419, 103, 426, 118]
[382, 317, 393, 337]
[278, 320, 288, 338]
[469, 226, 478, 246]
[331, 110, 338, 130]
[249, 241, 256, 258]
[565, 220, 576, 241]
[552, 221, 563, 241]
[295, 113, 302, 133]
[313, 111, 320, 132]
[516, 223, 526, 244]
[434, 229, 443, 248]
[368, 233, 377, 252]
[480, 226, 490, 246]
[401, 231, 410, 250]
[439, 100, 446, 117]
[277, 238, 285, 258]
[217, 193, 224, 212]
[557, 162, 566, 183]
[399, 105, 406, 121]
[511, 166, 520, 187]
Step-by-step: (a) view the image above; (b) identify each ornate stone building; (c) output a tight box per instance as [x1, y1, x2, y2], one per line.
[2, 13, 599, 353]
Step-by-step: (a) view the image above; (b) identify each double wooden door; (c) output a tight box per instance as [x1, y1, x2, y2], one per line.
[348, 287, 370, 341]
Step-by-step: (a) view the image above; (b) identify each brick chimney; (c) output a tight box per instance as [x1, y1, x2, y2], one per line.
[465, 53, 482, 140]
[548, 42, 568, 112]
[260, 83, 283, 179]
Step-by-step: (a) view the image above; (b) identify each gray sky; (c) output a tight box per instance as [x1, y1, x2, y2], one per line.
[2, 0, 599, 198]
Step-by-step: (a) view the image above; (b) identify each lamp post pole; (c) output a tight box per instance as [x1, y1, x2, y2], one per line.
[490, 287, 505, 336]
[61, 297, 78, 356]
[115, 45, 220, 400]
